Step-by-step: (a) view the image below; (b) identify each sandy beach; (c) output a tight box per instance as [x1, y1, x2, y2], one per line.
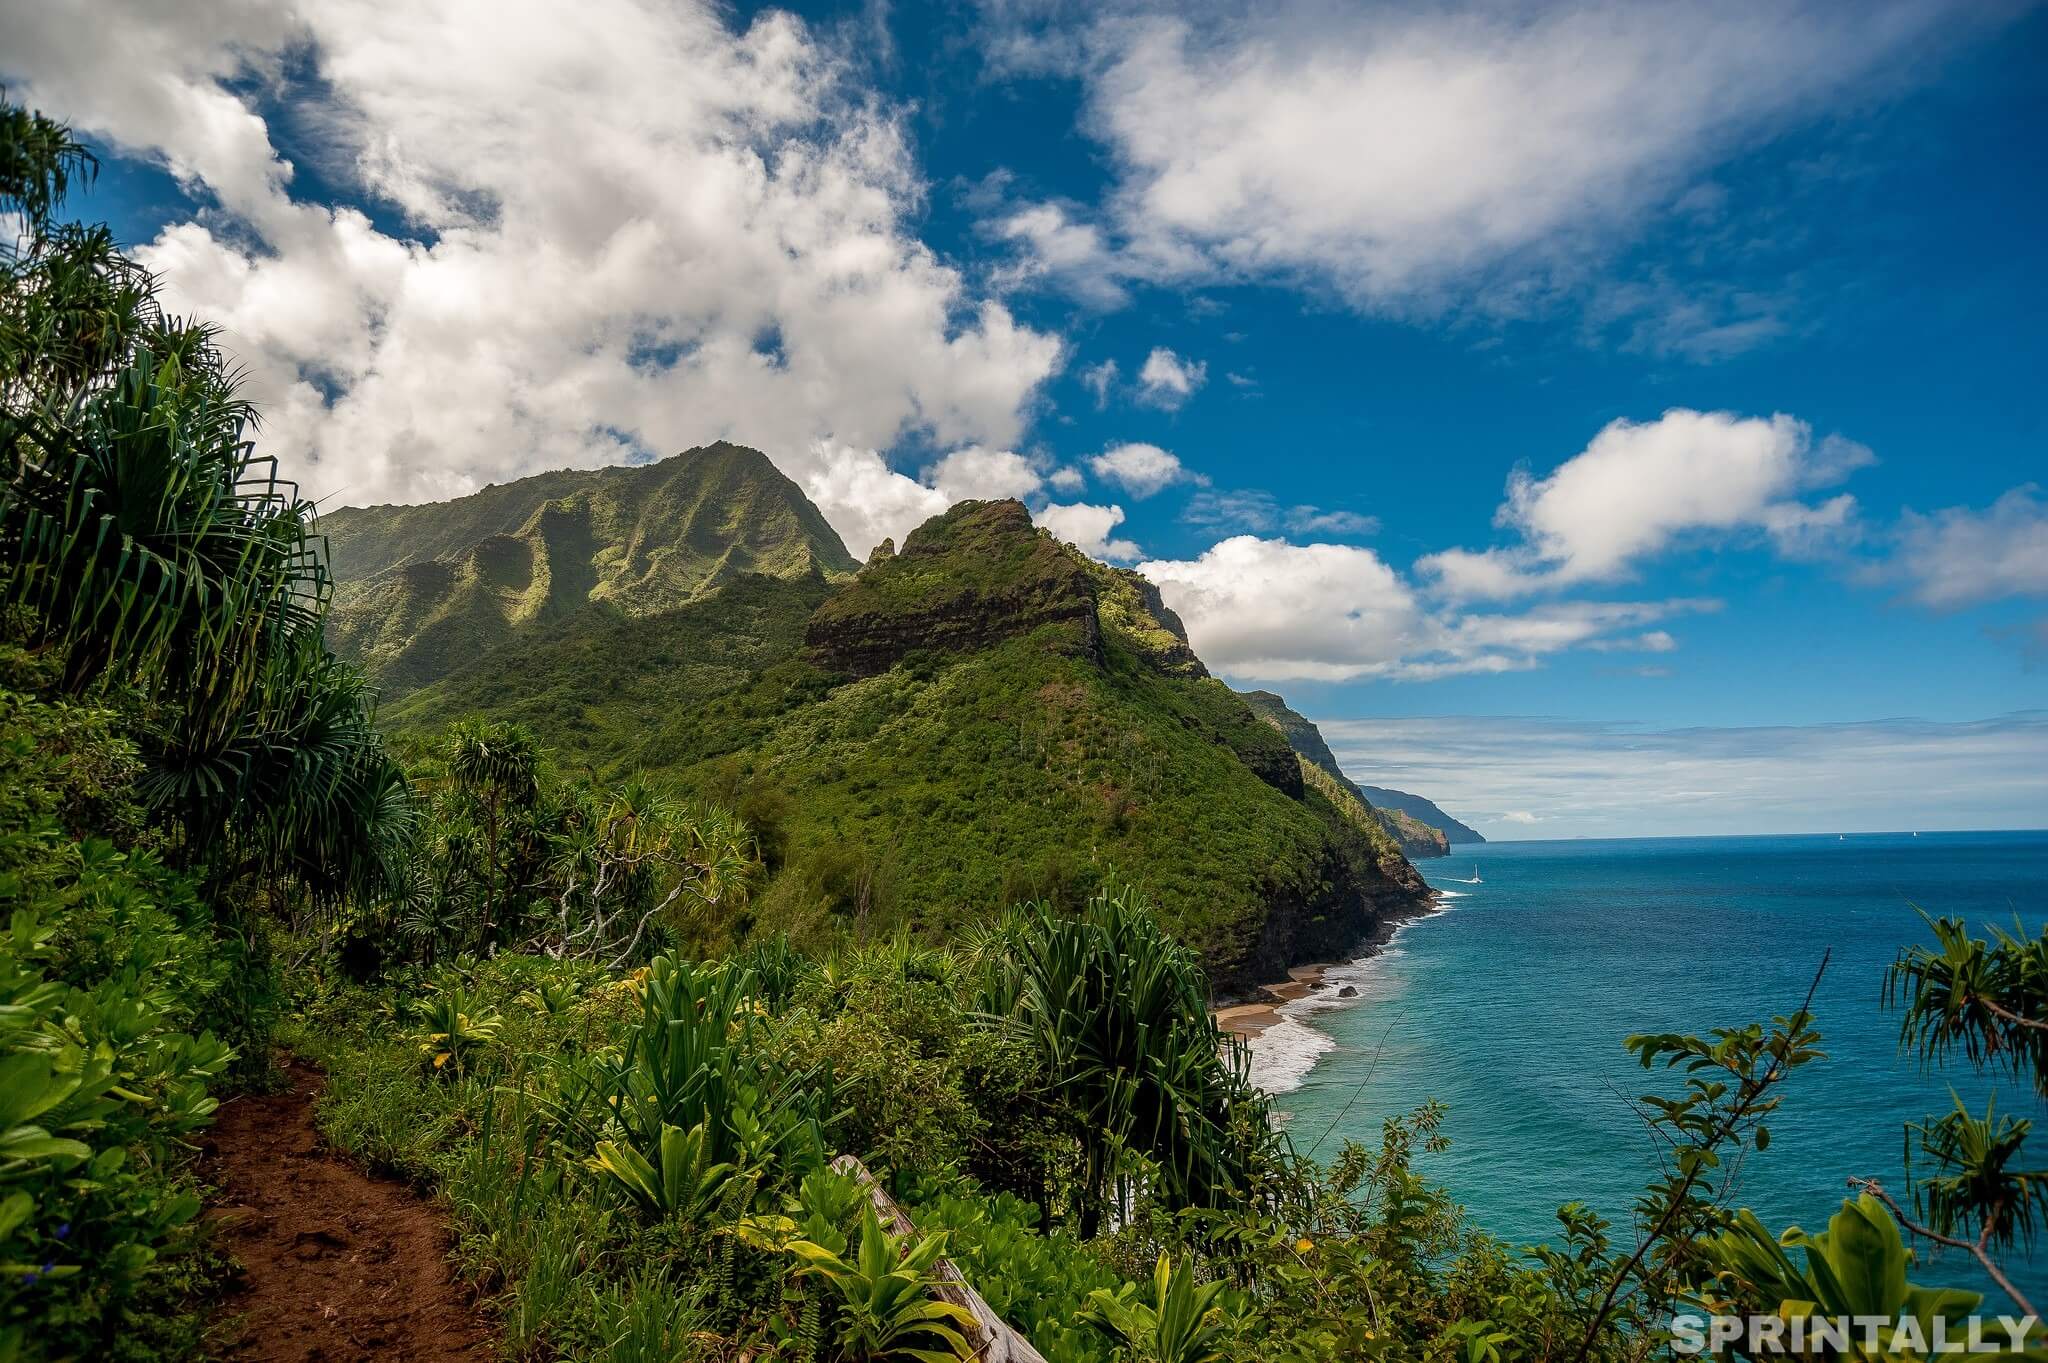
[1213, 893, 1444, 1040]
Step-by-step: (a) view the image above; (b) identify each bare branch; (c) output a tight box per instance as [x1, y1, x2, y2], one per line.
[1848, 1178, 2036, 1317]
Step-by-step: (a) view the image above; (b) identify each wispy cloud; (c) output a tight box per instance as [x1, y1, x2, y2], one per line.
[1318, 711, 2048, 838]
[1184, 489, 1378, 538]
[1882, 485, 2048, 608]
[979, 0, 1999, 337]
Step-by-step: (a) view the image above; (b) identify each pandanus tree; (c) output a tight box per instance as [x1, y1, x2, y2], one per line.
[977, 885, 1286, 1238]
[0, 97, 407, 903]
[544, 774, 756, 968]
[1857, 912, 2048, 1313]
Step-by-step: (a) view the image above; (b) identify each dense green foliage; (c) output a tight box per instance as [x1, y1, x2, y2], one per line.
[1868, 913, 2048, 1311]
[292, 882, 2048, 1363]
[0, 646, 249, 1360]
[383, 573, 830, 769]
[387, 500, 1428, 991]
[0, 98, 394, 1360]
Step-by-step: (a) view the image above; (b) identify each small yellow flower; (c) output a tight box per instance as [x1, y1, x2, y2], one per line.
[1294, 1237, 1314, 1253]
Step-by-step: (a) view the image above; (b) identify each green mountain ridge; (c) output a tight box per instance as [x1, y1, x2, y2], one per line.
[320, 442, 857, 696]
[1355, 785, 1487, 845]
[369, 484, 1431, 991]
[1237, 690, 1470, 858]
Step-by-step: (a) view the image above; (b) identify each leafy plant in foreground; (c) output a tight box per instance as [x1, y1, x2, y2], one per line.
[1080, 1252, 1234, 1363]
[414, 984, 502, 1075]
[981, 885, 1282, 1238]
[782, 1203, 977, 1363]
[1864, 912, 2048, 1313]
[590, 1118, 741, 1223]
[1694, 1194, 1982, 1356]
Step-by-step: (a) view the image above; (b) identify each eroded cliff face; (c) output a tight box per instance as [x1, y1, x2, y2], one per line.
[1376, 807, 1452, 859]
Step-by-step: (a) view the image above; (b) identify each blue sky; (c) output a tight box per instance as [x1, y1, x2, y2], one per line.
[4, 0, 2044, 835]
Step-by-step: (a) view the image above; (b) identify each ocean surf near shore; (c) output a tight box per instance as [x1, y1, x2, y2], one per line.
[1218, 889, 1462, 1097]
[1241, 833, 2047, 1301]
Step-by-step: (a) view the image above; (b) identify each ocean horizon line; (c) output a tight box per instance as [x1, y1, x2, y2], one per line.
[1452, 826, 2048, 845]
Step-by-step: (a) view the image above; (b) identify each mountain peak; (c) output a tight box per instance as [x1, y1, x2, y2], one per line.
[320, 441, 857, 695]
[805, 499, 1099, 676]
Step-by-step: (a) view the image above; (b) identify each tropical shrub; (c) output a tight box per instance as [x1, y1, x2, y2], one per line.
[413, 983, 503, 1076]
[1080, 1253, 1235, 1363]
[781, 1203, 978, 1363]
[0, 677, 239, 1358]
[976, 885, 1286, 1237]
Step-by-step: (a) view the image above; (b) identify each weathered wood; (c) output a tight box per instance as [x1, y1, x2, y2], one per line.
[830, 1154, 1050, 1363]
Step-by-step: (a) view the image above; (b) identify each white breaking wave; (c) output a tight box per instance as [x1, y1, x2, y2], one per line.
[1244, 1018, 1335, 1096]
[1436, 887, 1469, 899]
[1244, 900, 1456, 1097]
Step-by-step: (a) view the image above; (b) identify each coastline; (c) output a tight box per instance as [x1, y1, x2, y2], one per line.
[1215, 891, 1444, 1042]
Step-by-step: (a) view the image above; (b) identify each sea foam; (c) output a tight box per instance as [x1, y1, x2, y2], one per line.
[1244, 895, 1456, 1097]
[1243, 1018, 1335, 1096]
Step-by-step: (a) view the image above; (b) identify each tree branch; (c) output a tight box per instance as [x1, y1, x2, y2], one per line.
[1568, 951, 1829, 1363]
[1848, 1178, 2036, 1317]
[1979, 996, 2048, 1035]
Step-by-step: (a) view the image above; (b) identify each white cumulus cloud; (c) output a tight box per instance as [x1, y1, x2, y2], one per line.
[1135, 346, 1206, 408]
[1088, 441, 1197, 499]
[923, 446, 1045, 502]
[1418, 409, 1871, 600]
[1136, 536, 1711, 681]
[804, 444, 949, 559]
[0, 0, 1063, 549]
[1035, 502, 1140, 562]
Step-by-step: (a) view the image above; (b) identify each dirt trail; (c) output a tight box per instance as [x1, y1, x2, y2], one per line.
[201, 1060, 497, 1363]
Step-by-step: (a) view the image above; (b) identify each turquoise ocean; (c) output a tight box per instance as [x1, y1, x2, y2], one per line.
[1250, 831, 2048, 1302]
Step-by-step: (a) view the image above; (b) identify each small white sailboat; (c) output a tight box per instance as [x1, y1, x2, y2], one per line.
[1466, 863, 1483, 884]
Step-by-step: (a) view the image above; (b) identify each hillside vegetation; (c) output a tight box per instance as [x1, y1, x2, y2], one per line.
[320, 442, 857, 696]
[1238, 690, 1454, 859]
[392, 499, 1427, 990]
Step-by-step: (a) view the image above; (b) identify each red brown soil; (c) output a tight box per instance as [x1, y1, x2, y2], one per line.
[200, 1060, 497, 1363]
